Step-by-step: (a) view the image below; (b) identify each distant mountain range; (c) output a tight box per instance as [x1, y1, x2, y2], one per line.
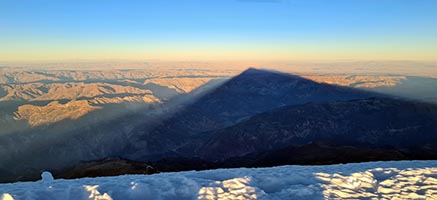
[1, 68, 437, 183]
[55, 69, 437, 180]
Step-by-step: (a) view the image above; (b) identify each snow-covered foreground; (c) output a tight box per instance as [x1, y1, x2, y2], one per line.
[1, 161, 436, 200]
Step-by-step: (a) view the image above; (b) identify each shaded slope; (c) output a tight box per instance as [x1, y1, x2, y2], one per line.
[195, 97, 437, 161]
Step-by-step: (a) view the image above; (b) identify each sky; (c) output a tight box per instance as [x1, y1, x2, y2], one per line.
[0, 0, 436, 62]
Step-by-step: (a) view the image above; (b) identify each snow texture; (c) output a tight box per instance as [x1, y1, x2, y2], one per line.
[1, 160, 436, 200]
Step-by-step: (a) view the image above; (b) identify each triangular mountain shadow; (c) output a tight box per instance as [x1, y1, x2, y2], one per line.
[125, 68, 388, 160]
[31, 68, 437, 181]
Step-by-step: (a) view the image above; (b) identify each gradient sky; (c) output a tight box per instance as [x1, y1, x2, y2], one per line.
[1, 0, 436, 61]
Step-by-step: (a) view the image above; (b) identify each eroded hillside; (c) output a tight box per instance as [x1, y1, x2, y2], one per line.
[0, 69, 236, 130]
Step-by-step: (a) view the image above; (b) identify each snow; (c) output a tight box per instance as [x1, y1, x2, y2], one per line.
[41, 172, 54, 183]
[1, 160, 436, 200]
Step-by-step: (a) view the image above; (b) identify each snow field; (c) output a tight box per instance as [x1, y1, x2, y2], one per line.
[1, 160, 436, 200]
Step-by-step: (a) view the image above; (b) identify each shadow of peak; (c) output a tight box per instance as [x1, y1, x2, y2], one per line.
[236, 67, 307, 81]
[240, 67, 266, 74]
[239, 67, 284, 76]
[223, 68, 322, 91]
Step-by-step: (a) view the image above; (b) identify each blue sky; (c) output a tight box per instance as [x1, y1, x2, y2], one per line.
[1, 0, 436, 61]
